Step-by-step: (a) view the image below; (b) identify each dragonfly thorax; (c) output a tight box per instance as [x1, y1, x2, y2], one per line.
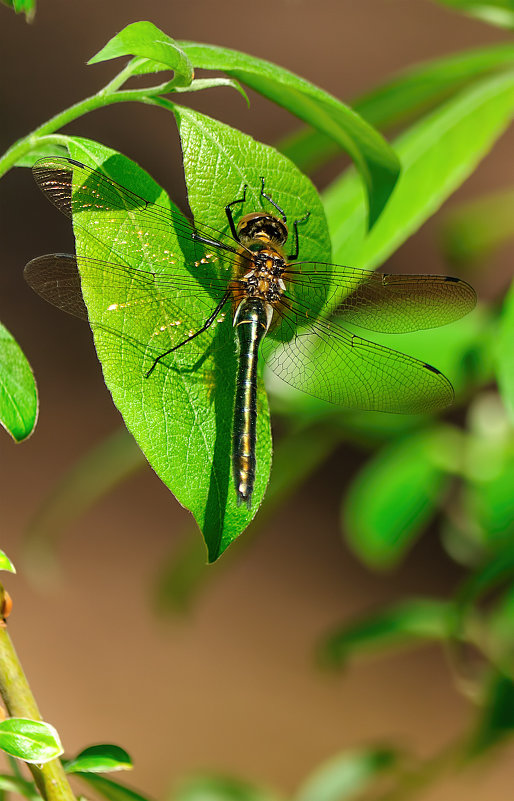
[237, 212, 288, 248]
[239, 248, 287, 308]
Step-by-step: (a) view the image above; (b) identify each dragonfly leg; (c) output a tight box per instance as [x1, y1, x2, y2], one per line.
[191, 232, 237, 254]
[225, 184, 248, 242]
[260, 177, 286, 222]
[288, 210, 311, 261]
[145, 291, 231, 377]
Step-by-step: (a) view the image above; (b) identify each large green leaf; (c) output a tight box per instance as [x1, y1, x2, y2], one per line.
[324, 70, 514, 270]
[62, 126, 329, 561]
[179, 41, 400, 228]
[498, 279, 514, 423]
[0, 321, 38, 442]
[280, 42, 514, 172]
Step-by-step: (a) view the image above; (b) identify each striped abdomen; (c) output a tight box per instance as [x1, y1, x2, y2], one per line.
[232, 297, 271, 508]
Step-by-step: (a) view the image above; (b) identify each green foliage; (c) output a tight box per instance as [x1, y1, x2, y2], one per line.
[441, 186, 514, 266]
[280, 42, 514, 173]
[0, 718, 63, 764]
[0, 551, 15, 573]
[64, 744, 133, 774]
[0, 321, 38, 442]
[342, 428, 458, 569]
[173, 775, 280, 801]
[89, 22, 194, 86]
[294, 748, 397, 801]
[324, 70, 514, 269]
[434, 0, 514, 29]
[320, 599, 456, 667]
[498, 279, 514, 422]
[0, 0, 34, 21]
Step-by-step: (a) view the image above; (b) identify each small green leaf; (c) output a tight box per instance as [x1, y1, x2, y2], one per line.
[343, 428, 456, 569]
[434, 0, 514, 30]
[175, 775, 280, 801]
[0, 321, 38, 442]
[180, 40, 401, 228]
[65, 744, 132, 774]
[0, 774, 38, 801]
[324, 70, 514, 271]
[498, 279, 514, 423]
[440, 186, 514, 265]
[89, 22, 193, 87]
[469, 672, 514, 756]
[0, 551, 15, 573]
[0, 718, 63, 764]
[0, 0, 35, 21]
[295, 749, 397, 801]
[75, 773, 153, 801]
[320, 599, 455, 668]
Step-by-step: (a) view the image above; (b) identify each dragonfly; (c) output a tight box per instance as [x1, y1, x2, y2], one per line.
[25, 157, 476, 508]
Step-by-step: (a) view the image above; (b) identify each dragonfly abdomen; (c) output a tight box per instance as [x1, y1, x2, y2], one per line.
[233, 298, 271, 508]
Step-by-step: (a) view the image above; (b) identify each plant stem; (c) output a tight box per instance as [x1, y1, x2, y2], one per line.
[0, 609, 75, 801]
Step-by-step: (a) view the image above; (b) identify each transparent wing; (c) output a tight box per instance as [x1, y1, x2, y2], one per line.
[262, 312, 454, 414]
[24, 254, 234, 373]
[285, 262, 476, 333]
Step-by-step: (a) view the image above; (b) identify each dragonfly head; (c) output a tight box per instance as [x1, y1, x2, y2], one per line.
[237, 212, 288, 249]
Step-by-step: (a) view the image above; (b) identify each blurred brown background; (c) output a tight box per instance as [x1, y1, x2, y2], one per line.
[0, 1, 513, 799]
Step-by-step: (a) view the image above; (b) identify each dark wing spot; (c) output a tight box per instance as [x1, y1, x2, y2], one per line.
[424, 363, 441, 374]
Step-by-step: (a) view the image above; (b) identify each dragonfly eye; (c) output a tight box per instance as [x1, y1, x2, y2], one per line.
[237, 213, 288, 246]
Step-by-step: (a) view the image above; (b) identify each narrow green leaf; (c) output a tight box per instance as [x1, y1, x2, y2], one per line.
[469, 672, 514, 756]
[498, 279, 514, 423]
[175, 775, 280, 801]
[179, 40, 401, 228]
[0, 321, 38, 442]
[320, 599, 455, 668]
[75, 773, 153, 801]
[295, 749, 397, 801]
[441, 186, 514, 265]
[64, 744, 132, 774]
[324, 70, 514, 271]
[0, 0, 35, 21]
[434, 0, 514, 30]
[0, 719, 63, 764]
[279, 42, 514, 172]
[89, 22, 193, 87]
[0, 774, 38, 801]
[343, 428, 457, 569]
[0, 551, 15, 573]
